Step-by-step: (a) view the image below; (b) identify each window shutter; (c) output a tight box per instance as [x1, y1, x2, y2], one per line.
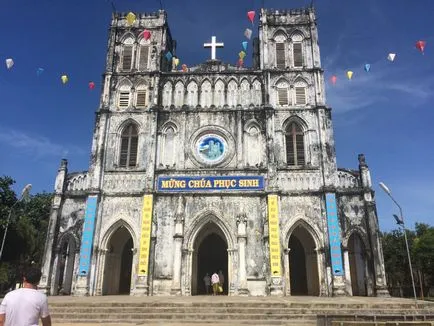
[128, 136, 138, 166]
[277, 88, 289, 106]
[139, 45, 149, 70]
[136, 90, 147, 108]
[295, 87, 306, 105]
[286, 135, 295, 165]
[119, 137, 129, 167]
[276, 43, 286, 69]
[296, 134, 305, 165]
[293, 42, 303, 67]
[119, 92, 130, 108]
[122, 45, 133, 71]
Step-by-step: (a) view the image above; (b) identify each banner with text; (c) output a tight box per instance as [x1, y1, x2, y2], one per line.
[157, 176, 264, 192]
[268, 195, 282, 277]
[326, 193, 344, 276]
[78, 195, 98, 276]
[138, 195, 153, 276]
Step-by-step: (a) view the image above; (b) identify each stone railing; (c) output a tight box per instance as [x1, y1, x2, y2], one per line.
[65, 172, 88, 192]
[336, 169, 360, 189]
[103, 173, 146, 193]
[277, 171, 322, 191]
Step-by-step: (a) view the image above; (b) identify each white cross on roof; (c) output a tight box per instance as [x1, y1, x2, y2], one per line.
[204, 36, 224, 60]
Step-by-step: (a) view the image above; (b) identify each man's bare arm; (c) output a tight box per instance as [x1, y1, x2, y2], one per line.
[0, 313, 5, 326]
[41, 315, 52, 326]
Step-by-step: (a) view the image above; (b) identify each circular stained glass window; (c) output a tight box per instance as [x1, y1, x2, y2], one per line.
[195, 134, 227, 164]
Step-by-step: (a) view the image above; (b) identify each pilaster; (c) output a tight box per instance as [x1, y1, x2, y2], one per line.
[236, 214, 249, 296]
[39, 159, 67, 295]
[171, 196, 185, 295]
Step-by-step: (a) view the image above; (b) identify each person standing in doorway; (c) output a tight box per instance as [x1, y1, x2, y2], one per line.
[203, 273, 211, 294]
[218, 270, 225, 294]
[211, 271, 220, 296]
[0, 266, 51, 326]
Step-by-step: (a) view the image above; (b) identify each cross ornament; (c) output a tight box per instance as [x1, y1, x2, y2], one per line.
[204, 36, 224, 60]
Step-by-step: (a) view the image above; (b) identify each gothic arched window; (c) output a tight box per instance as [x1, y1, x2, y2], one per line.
[294, 79, 307, 105]
[275, 80, 290, 107]
[118, 83, 132, 109]
[285, 122, 305, 166]
[274, 33, 287, 69]
[121, 37, 134, 71]
[291, 33, 304, 68]
[138, 39, 150, 71]
[119, 124, 139, 167]
[135, 83, 148, 109]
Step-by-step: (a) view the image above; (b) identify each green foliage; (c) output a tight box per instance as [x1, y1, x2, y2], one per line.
[0, 176, 53, 290]
[382, 222, 434, 295]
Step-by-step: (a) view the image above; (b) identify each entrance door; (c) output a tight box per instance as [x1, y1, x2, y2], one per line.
[348, 233, 367, 296]
[192, 222, 228, 295]
[288, 226, 319, 295]
[103, 227, 133, 295]
[55, 236, 76, 295]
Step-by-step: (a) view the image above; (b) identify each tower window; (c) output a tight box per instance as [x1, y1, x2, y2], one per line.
[293, 42, 303, 67]
[276, 43, 286, 69]
[136, 90, 147, 108]
[138, 45, 149, 70]
[119, 124, 139, 167]
[118, 91, 130, 108]
[295, 87, 306, 105]
[122, 45, 133, 71]
[277, 88, 290, 106]
[285, 122, 305, 166]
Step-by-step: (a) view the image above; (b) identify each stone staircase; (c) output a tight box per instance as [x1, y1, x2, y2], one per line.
[47, 296, 434, 325]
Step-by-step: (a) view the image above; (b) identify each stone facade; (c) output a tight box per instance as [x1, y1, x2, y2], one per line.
[40, 7, 389, 297]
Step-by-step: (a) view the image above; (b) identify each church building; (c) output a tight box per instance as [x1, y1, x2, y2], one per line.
[40, 7, 389, 297]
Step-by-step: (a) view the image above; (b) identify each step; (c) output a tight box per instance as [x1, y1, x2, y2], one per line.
[50, 312, 317, 321]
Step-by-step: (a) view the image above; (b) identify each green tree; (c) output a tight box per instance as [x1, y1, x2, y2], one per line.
[413, 223, 434, 293]
[0, 176, 52, 291]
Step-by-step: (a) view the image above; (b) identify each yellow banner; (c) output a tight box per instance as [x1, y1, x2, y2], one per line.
[268, 195, 282, 276]
[138, 195, 153, 276]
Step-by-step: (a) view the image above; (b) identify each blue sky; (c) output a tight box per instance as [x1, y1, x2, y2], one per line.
[0, 0, 433, 231]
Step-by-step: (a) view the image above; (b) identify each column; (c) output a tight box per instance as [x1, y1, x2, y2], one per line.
[358, 154, 389, 297]
[237, 214, 249, 295]
[283, 248, 291, 296]
[95, 249, 108, 296]
[227, 249, 237, 296]
[183, 249, 193, 296]
[39, 159, 68, 294]
[171, 196, 185, 295]
[343, 247, 353, 296]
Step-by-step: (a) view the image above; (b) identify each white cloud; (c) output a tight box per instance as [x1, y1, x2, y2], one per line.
[325, 60, 434, 114]
[0, 127, 86, 159]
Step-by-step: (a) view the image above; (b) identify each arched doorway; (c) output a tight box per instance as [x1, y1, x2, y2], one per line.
[102, 226, 133, 295]
[54, 235, 76, 295]
[348, 233, 367, 296]
[288, 225, 319, 295]
[192, 222, 228, 295]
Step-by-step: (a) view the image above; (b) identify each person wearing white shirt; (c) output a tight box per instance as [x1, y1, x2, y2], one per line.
[0, 267, 51, 326]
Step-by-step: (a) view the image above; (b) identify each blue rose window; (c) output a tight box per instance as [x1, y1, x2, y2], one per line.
[197, 135, 225, 162]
